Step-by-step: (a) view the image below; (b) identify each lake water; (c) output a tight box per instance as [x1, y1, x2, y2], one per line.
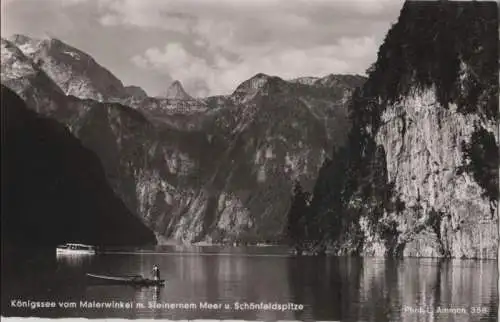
[1, 246, 498, 321]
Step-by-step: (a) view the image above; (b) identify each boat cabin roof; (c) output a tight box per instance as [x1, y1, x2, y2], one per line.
[62, 243, 96, 248]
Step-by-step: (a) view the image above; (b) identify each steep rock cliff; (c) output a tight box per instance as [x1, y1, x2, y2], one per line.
[306, 1, 498, 258]
[1, 85, 156, 247]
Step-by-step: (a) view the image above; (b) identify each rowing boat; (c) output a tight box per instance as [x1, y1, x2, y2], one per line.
[86, 273, 165, 286]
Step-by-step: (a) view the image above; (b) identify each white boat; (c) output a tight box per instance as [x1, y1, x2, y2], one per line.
[56, 243, 97, 255]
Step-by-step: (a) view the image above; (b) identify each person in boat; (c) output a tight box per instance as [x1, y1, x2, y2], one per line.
[152, 265, 160, 281]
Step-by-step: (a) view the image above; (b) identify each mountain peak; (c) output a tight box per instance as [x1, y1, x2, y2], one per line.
[252, 72, 271, 79]
[5, 33, 126, 101]
[7, 34, 40, 50]
[231, 73, 287, 101]
[7, 33, 71, 57]
[8, 33, 76, 48]
[124, 85, 148, 99]
[8, 34, 34, 44]
[163, 80, 193, 100]
[248, 73, 281, 84]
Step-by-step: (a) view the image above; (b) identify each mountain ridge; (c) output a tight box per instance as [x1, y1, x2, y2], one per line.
[1, 34, 366, 246]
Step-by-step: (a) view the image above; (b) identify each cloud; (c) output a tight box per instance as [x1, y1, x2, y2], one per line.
[95, 0, 399, 51]
[132, 35, 378, 97]
[97, 1, 197, 32]
[60, 0, 89, 5]
[121, 0, 400, 96]
[4, 0, 89, 7]
[1, 0, 92, 37]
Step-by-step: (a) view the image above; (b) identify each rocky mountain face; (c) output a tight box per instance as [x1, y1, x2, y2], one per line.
[161, 80, 194, 100]
[124, 85, 148, 100]
[1, 38, 67, 118]
[1, 34, 365, 244]
[300, 1, 498, 258]
[1, 85, 156, 248]
[6, 34, 128, 101]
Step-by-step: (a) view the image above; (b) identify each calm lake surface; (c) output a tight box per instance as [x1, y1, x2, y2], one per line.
[1, 245, 498, 321]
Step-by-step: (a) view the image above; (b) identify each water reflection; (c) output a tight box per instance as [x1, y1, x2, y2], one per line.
[293, 258, 499, 322]
[287, 256, 345, 321]
[1, 247, 498, 321]
[56, 254, 95, 267]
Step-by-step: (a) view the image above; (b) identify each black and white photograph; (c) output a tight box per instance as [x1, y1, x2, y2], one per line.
[1, 0, 498, 321]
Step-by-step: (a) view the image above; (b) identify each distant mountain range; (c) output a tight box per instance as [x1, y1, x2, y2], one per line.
[1, 33, 365, 245]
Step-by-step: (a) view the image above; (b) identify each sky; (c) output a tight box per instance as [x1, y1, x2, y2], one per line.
[1, 0, 403, 97]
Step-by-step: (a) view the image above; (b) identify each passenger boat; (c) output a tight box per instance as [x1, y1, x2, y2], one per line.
[86, 273, 165, 286]
[56, 243, 97, 255]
